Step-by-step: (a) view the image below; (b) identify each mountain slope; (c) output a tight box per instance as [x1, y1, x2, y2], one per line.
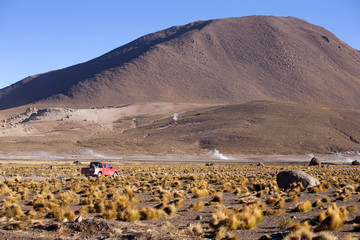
[101, 101, 360, 155]
[1, 101, 359, 155]
[1, 16, 360, 110]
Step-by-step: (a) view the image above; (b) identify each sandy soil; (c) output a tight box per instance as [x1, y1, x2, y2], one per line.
[0, 103, 216, 137]
[0, 151, 358, 165]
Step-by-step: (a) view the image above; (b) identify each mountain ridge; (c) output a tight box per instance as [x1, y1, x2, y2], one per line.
[1, 15, 360, 110]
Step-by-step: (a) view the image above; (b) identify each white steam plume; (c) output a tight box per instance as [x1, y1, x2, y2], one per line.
[208, 149, 230, 160]
[173, 113, 181, 121]
[308, 153, 314, 158]
[80, 149, 116, 159]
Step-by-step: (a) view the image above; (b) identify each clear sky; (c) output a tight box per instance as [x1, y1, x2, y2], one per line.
[0, 0, 359, 90]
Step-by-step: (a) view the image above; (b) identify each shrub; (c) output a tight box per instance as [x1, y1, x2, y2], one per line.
[208, 193, 223, 205]
[315, 204, 345, 231]
[263, 208, 285, 216]
[192, 188, 209, 198]
[210, 205, 263, 230]
[163, 204, 177, 217]
[184, 223, 203, 237]
[117, 208, 140, 222]
[313, 199, 323, 207]
[346, 205, 358, 213]
[139, 207, 167, 220]
[189, 201, 204, 211]
[294, 200, 311, 212]
[278, 217, 296, 230]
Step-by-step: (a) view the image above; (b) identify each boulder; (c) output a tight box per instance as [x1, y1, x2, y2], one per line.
[352, 160, 360, 165]
[309, 157, 321, 166]
[276, 170, 320, 189]
[257, 162, 265, 166]
[75, 216, 83, 223]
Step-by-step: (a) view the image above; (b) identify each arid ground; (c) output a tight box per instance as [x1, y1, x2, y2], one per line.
[0, 154, 360, 239]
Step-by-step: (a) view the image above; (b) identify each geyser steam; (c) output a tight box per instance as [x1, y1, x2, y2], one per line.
[173, 113, 181, 121]
[208, 149, 230, 160]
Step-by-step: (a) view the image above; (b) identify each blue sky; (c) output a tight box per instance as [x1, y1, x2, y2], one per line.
[0, 0, 359, 90]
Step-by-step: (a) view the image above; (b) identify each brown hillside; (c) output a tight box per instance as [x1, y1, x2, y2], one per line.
[111, 101, 360, 155]
[1, 101, 359, 155]
[0, 16, 360, 110]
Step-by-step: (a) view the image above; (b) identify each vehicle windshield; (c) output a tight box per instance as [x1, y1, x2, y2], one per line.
[90, 162, 101, 168]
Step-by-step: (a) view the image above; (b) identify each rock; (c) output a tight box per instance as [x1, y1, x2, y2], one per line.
[309, 157, 321, 166]
[195, 215, 202, 220]
[352, 160, 360, 165]
[75, 216, 83, 223]
[276, 170, 320, 189]
[205, 163, 214, 166]
[354, 216, 360, 223]
[72, 160, 81, 165]
[257, 162, 265, 166]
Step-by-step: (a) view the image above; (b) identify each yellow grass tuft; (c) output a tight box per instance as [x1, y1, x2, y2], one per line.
[189, 201, 204, 211]
[294, 200, 312, 212]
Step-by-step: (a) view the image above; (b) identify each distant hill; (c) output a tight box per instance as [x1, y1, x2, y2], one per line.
[112, 101, 360, 155]
[1, 16, 359, 110]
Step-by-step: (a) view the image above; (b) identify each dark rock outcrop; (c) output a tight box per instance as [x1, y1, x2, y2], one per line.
[309, 157, 321, 166]
[352, 160, 360, 165]
[276, 170, 320, 189]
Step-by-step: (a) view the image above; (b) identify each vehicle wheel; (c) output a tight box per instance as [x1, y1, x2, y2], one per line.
[113, 172, 118, 178]
[97, 172, 102, 177]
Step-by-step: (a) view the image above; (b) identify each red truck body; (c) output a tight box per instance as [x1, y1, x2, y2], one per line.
[81, 162, 118, 177]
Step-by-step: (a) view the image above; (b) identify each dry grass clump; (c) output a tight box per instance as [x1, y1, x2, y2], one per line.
[266, 194, 281, 205]
[171, 198, 184, 207]
[284, 221, 312, 240]
[294, 200, 312, 212]
[313, 199, 323, 207]
[117, 208, 140, 222]
[308, 184, 326, 194]
[0, 183, 10, 195]
[189, 201, 204, 211]
[315, 203, 347, 231]
[163, 204, 177, 217]
[46, 207, 76, 222]
[210, 204, 263, 230]
[334, 186, 353, 201]
[346, 205, 358, 213]
[139, 207, 167, 220]
[184, 223, 204, 237]
[0, 202, 24, 220]
[286, 195, 299, 203]
[215, 227, 240, 240]
[285, 226, 339, 240]
[207, 193, 223, 205]
[278, 216, 296, 230]
[288, 182, 305, 194]
[191, 187, 210, 198]
[263, 208, 285, 216]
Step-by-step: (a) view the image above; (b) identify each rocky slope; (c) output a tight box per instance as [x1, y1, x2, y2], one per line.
[1, 16, 360, 110]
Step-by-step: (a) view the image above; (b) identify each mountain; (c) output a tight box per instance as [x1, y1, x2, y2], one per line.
[1, 16, 360, 110]
[1, 101, 359, 155]
[114, 101, 360, 155]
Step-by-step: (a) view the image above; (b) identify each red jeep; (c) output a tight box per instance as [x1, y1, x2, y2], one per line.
[81, 162, 118, 178]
